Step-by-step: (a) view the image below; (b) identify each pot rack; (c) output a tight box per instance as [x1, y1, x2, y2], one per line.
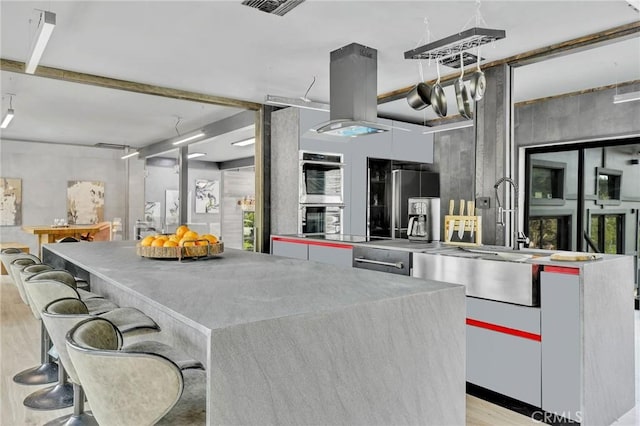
[404, 27, 505, 68]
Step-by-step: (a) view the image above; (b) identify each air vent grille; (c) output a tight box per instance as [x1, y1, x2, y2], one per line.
[440, 53, 484, 69]
[241, 0, 305, 16]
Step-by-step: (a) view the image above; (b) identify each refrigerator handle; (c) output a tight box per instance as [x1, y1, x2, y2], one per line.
[391, 170, 399, 239]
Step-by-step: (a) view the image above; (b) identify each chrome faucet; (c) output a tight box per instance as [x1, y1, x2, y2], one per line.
[494, 177, 530, 250]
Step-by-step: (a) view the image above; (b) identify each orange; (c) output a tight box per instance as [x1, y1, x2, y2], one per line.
[195, 240, 209, 246]
[140, 236, 155, 247]
[182, 230, 199, 241]
[163, 240, 179, 248]
[151, 238, 165, 247]
[201, 234, 218, 244]
[155, 235, 169, 241]
[175, 225, 190, 239]
[168, 235, 180, 243]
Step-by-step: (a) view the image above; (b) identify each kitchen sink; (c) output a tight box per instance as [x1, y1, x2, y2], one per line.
[413, 248, 540, 306]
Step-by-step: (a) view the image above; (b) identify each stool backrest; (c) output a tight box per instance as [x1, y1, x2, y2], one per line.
[9, 256, 40, 305]
[41, 298, 91, 384]
[66, 318, 183, 426]
[24, 270, 81, 319]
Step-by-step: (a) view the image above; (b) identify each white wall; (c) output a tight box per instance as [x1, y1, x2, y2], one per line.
[0, 139, 129, 254]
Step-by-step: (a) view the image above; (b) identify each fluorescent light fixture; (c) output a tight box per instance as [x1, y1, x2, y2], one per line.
[172, 132, 205, 145]
[422, 120, 473, 135]
[121, 151, 139, 160]
[25, 10, 56, 74]
[265, 95, 329, 112]
[613, 91, 640, 104]
[232, 138, 255, 147]
[0, 109, 15, 129]
[187, 152, 205, 159]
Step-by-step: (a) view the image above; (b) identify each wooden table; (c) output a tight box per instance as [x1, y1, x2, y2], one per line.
[22, 225, 104, 257]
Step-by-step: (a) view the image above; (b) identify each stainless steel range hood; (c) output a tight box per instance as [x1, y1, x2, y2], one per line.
[314, 43, 390, 137]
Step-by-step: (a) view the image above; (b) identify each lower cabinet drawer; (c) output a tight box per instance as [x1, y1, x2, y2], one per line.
[466, 297, 542, 407]
[352, 246, 411, 276]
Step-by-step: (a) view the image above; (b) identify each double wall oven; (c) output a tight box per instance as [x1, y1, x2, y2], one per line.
[299, 151, 344, 235]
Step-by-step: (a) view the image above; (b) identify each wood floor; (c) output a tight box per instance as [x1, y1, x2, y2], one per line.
[0, 274, 636, 425]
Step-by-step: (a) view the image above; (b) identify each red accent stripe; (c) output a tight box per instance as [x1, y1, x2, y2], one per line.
[271, 236, 352, 250]
[544, 265, 580, 275]
[466, 318, 541, 342]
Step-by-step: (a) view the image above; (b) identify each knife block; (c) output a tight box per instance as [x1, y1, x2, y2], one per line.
[444, 215, 482, 245]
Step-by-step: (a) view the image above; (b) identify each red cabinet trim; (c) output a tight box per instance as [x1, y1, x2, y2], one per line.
[544, 265, 580, 275]
[466, 318, 542, 342]
[271, 236, 352, 250]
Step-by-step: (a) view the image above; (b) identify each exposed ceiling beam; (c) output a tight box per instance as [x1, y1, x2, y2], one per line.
[138, 110, 256, 158]
[378, 20, 640, 104]
[0, 58, 262, 111]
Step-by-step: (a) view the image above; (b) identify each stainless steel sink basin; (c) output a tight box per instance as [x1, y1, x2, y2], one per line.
[412, 250, 539, 306]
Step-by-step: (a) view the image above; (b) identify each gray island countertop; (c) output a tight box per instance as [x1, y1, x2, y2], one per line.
[43, 240, 466, 426]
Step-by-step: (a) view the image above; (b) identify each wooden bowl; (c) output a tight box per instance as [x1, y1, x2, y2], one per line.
[136, 241, 224, 259]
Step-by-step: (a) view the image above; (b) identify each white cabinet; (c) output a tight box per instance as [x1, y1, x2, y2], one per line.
[271, 237, 353, 267]
[272, 240, 308, 260]
[308, 244, 353, 268]
[540, 271, 581, 422]
[466, 297, 542, 407]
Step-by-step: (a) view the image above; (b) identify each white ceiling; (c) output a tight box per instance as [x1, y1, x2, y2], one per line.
[0, 0, 639, 161]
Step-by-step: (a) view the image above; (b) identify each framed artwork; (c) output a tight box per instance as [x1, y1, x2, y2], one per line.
[144, 201, 161, 228]
[165, 190, 180, 226]
[67, 181, 104, 224]
[195, 179, 220, 213]
[0, 177, 22, 226]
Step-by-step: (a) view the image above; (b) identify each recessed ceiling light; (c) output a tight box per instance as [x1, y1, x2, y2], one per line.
[232, 138, 255, 147]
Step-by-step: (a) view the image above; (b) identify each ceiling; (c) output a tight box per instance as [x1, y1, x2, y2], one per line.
[0, 1, 639, 162]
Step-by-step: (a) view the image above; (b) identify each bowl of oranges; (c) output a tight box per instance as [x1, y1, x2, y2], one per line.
[136, 225, 223, 259]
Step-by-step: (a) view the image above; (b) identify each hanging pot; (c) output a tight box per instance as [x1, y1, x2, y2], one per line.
[454, 53, 473, 119]
[430, 61, 447, 118]
[406, 82, 432, 110]
[469, 51, 486, 101]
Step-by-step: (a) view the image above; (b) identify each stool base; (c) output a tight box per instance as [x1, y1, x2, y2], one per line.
[44, 412, 98, 426]
[13, 362, 58, 385]
[23, 382, 73, 410]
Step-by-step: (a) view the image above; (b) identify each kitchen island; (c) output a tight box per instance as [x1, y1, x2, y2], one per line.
[271, 234, 637, 425]
[43, 240, 465, 426]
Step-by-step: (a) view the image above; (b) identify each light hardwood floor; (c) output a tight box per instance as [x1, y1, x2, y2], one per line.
[1, 275, 637, 425]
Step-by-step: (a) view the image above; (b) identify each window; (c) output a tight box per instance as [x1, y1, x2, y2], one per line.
[529, 160, 565, 205]
[590, 214, 624, 254]
[528, 216, 570, 250]
[595, 167, 622, 205]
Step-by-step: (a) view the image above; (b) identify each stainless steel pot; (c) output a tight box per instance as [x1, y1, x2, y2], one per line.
[430, 61, 447, 117]
[454, 55, 473, 119]
[406, 82, 432, 110]
[469, 53, 486, 101]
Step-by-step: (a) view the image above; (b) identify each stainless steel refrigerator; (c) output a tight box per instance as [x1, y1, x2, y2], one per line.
[391, 170, 440, 239]
[367, 159, 440, 239]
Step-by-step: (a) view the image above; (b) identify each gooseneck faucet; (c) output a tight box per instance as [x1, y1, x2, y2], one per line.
[494, 177, 530, 250]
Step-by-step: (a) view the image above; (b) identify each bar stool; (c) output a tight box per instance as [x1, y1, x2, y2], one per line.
[0, 247, 25, 284]
[21, 270, 119, 410]
[66, 318, 206, 426]
[41, 298, 161, 426]
[8, 254, 41, 305]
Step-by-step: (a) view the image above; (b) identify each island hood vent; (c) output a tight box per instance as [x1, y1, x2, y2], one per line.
[314, 43, 390, 138]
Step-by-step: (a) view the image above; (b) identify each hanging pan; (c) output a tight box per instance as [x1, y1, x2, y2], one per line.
[454, 52, 473, 120]
[406, 82, 432, 110]
[469, 49, 486, 101]
[430, 61, 447, 118]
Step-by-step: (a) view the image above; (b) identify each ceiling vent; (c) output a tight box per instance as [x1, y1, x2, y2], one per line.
[241, 0, 305, 16]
